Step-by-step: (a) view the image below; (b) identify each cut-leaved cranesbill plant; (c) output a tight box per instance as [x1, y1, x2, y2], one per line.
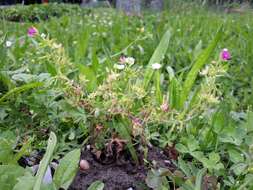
[82, 26, 225, 168]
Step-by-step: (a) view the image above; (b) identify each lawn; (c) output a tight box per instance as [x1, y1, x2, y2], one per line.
[0, 2, 253, 190]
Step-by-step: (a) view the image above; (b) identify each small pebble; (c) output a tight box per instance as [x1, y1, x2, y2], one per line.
[80, 159, 90, 171]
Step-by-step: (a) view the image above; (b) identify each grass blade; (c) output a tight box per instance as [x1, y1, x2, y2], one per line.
[115, 121, 139, 164]
[169, 78, 181, 110]
[195, 168, 206, 190]
[179, 26, 223, 109]
[34, 132, 57, 190]
[78, 64, 98, 92]
[143, 29, 171, 89]
[155, 71, 162, 104]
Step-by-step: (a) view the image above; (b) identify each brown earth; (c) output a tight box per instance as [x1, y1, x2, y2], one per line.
[69, 146, 176, 190]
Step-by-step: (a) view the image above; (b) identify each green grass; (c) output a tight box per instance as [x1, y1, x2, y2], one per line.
[0, 3, 253, 190]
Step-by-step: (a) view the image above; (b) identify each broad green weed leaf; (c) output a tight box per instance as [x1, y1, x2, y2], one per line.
[0, 131, 16, 164]
[0, 165, 25, 190]
[179, 26, 223, 109]
[175, 143, 188, 153]
[54, 149, 81, 189]
[13, 170, 35, 190]
[191, 151, 205, 162]
[34, 132, 57, 190]
[230, 163, 248, 176]
[192, 152, 224, 171]
[228, 149, 244, 163]
[212, 109, 227, 133]
[87, 180, 104, 190]
[186, 137, 200, 152]
[143, 29, 171, 89]
[145, 169, 170, 189]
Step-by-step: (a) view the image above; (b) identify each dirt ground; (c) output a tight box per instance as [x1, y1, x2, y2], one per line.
[69, 146, 176, 190]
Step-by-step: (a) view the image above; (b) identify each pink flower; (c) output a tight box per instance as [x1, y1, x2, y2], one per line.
[119, 56, 126, 64]
[160, 102, 169, 112]
[27, 27, 38, 37]
[220, 48, 231, 61]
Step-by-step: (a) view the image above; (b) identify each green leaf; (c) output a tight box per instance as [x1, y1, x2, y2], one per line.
[180, 180, 195, 190]
[87, 181, 104, 190]
[12, 73, 35, 83]
[145, 169, 170, 190]
[175, 143, 188, 153]
[78, 64, 98, 92]
[191, 151, 205, 162]
[0, 165, 25, 190]
[169, 78, 181, 110]
[45, 62, 57, 76]
[91, 50, 100, 74]
[155, 71, 162, 104]
[54, 149, 81, 189]
[195, 168, 206, 190]
[115, 121, 139, 164]
[143, 29, 171, 89]
[244, 111, 253, 132]
[228, 149, 244, 163]
[0, 82, 43, 104]
[13, 170, 35, 190]
[74, 29, 90, 63]
[230, 163, 247, 176]
[192, 40, 203, 61]
[12, 139, 32, 164]
[178, 158, 192, 177]
[186, 137, 200, 152]
[0, 131, 16, 164]
[238, 174, 253, 190]
[179, 26, 223, 109]
[192, 152, 224, 171]
[34, 132, 57, 190]
[166, 66, 175, 81]
[212, 109, 227, 133]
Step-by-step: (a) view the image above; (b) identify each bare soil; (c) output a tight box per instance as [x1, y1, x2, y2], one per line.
[69, 146, 176, 190]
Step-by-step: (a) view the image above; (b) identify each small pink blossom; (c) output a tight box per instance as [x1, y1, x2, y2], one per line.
[160, 102, 169, 112]
[28, 27, 38, 37]
[119, 56, 126, 64]
[132, 117, 142, 127]
[220, 48, 231, 61]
